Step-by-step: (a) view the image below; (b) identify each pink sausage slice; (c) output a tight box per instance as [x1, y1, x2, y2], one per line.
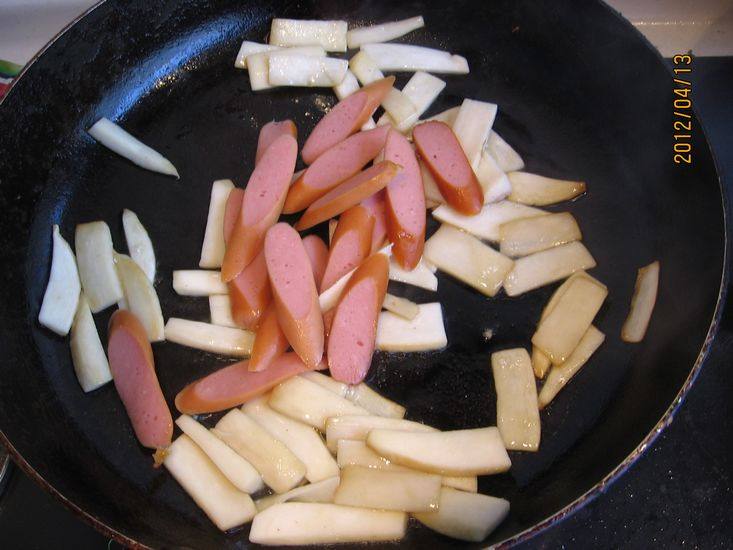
[221, 134, 298, 281]
[327, 253, 389, 384]
[223, 188, 245, 244]
[361, 190, 388, 253]
[302, 234, 329, 289]
[107, 310, 173, 449]
[228, 248, 271, 330]
[301, 76, 395, 165]
[320, 205, 374, 292]
[283, 126, 389, 214]
[248, 303, 289, 372]
[384, 129, 427, 270]
[264, 223, 324, 368]
[256, 120, 297, 165]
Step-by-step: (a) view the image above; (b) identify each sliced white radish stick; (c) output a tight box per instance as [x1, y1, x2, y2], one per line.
[377, 72, 446, 131]
[621, 261, 660, 343]
[452, 98, 497, 170]
[234, 41, 280, 69]
[486, 130, 524, 172]
[75, 221, 123, 313]
[424, 225, 514, 297]
[432, 201, 547, 242]
[508, 172, 586, 206]
[414, 487, 510, 543]
[503, 241, 596, 296]
[376, 302, 447, 352]
[38, 225, 80, 336]
[532, 346, 552, 379]
[270, 19, 348, 52]
[164, 435, 256, 531]
[499, 212, 582, 257]
[255, 477, 340, 512]
[382, 293, 419, 320]
[334, 465, 441, 512]
[475, 151, 512, 204]
[532, 276, 607, 365]
[213, 409, 306, 494]
[346, 16, 425, 49]
[70, 293, 112, 392]
[538, 325, 605, 408]
[268, 54, 349, 88]
[420, 160, 445, 204]
[243, 397, 339, 483]
[172, 270, 227, 296]
[491, 348, 540, 451]
[87, 118, 179, 178]
[388, 257, 438, 291]
[209, 295, 236, 328]
[175, 415, 264, 494]
[367, 427, 511, 476]
[361, 43, 469, 74]
[249, 503, 407, 545]
[301, 372, 406, 419]
[164, 318, 254, 357]
[114, 253, 164, 342]
[325, 415, 434, 453]
[247, 47, 328, 91]
[199, 179, 234, 269]
[425, 106, 460, 126]
[268, 376, 370, 431]
[122, 209, 156, 282]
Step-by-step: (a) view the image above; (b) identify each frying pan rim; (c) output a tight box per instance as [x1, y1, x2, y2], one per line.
[0, 1, 728, 548]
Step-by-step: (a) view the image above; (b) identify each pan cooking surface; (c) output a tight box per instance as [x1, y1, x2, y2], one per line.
[0, 0, 725, 547]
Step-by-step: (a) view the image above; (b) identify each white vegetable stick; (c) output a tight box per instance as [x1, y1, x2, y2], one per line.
[432, 201, 548, 242]
[301, 372, 406, 419]
[38, 225, 80, 336]
[424, 225, 514, 297]
[121, 209, 156, 282]
[164, 435, 257, 531]
[243, 397, 339, 483]
[420, 160, 445, 204]
[75, 221, 123, 313]
[361, 118, 377, 131]
[164, 318, 254, 357]
[491, 348, 541, 451]
[87, 118, 178, 178]
[326, 415, 434, 453]
[234, 41, 279, 69]
[199, 180, 234, 268]
[361, 43, 469, 74]
[475, 151, 512, 204]
[486, 130, 524, 172]
[270, 19, 348, 52]
[500, 212, 582, 257]
[452, 99, 497, 170]
[389, 256, 438, 291]
[621, 261, 660, 343]
[268, 54, 349, 88]
[376, 303, 447, 352]
[268, 376, 370, 431]
[382, 293, 419, 320]
[503, 241, 597, 296]
[70, 293, 112, 392]
[209, 294, 236, 328]
[255, 477, 340, 512]
[425, 106, 460, 126]
[508, 172, 586, 206]
[414, 488, 510, 543]
[538, 326, 605, 408]
[532, 346, 552, 379]
[346, 16, 425, 49]
[114, 253, 165, 342]
[249, 503, 407, 545]
[377, 72, 446, 131]
[247, 47, 328, 91]
[175, 415, 264, 494]
[213, 409, 306, 494]
[172, 270, 227, 296]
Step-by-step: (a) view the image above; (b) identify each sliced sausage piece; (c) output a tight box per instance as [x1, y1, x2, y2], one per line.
[223, 188, 245, 244]
[221, 134, 298, 281]
[294, 161, 399, 231]
[228, 248, 272, 330]
[284, 126, 389, 213]
[175, 352, 324, 414]
[320, 205, 374, 292]
[412, 121, 484, 215]
[384, 129, 427, 269]
[265, 223, 324, 368]
[107, 310, 172, 449]
[301, 76, 395, 164]
[361, 190, 388, 253]
[327, 253, 389, 384]
[248, 304, 289, 372]
[256, 120, 297, 165]
[302, 234, 329, 289]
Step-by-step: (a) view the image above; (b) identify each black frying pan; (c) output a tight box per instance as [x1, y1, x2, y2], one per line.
[0, 0, 727, 547]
